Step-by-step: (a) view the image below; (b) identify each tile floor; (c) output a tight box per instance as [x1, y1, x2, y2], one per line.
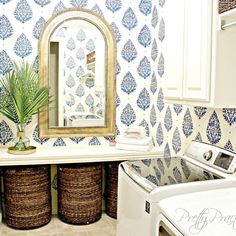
[0, 214, 116, 236]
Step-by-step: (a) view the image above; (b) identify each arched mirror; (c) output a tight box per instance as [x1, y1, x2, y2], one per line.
[39, 9, 116, 137]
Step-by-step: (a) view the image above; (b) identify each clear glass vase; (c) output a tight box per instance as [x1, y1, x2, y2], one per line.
[12, 123, 30, 151]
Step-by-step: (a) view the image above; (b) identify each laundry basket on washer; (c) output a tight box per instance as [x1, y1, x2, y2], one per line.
[219, 0, 236, 13]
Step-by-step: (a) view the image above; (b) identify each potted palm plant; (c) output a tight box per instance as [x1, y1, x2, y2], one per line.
[0, 61, 51, 154]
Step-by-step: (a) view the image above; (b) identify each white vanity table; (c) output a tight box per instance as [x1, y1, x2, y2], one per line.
[0, 146, 163, 225]
[0, 146, 163, 166]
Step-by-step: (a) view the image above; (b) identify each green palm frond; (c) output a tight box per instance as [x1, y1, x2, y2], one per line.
[0, 61, 52, 124]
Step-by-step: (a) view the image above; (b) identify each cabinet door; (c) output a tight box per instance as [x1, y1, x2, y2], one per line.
[182, 0, 212, 101]
[163, 0, 185, 99]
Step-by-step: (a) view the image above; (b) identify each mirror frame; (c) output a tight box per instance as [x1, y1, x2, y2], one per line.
[38, 8, 116, 138]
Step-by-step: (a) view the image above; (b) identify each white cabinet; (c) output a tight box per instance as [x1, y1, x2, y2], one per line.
[164, 0, 184, 99]
[164, 0, 236, 108]
[183, 0, 212, 101]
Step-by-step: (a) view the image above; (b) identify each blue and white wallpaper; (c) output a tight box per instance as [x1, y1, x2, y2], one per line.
[1, 0, 236, 155]
[60, 28, 100, 115]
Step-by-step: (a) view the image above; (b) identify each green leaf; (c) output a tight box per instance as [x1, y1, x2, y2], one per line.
[0, 61, 52, 124]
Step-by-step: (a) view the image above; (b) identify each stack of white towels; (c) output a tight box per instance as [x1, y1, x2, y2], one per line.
[115, 126, 153, 151]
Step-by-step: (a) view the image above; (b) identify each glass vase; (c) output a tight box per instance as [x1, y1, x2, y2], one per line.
[12, 123, 30, 151]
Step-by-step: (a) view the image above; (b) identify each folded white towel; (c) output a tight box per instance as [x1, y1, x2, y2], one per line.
[116, 143, 153, 152]
[116, 135, 152, 146]
[123, 125, 146, 138]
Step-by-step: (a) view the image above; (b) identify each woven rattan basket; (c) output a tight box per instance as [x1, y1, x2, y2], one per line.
[58, 163, 102, 225]
[219, 0, 236, 13]
[105, 162, 121, 219]
[3, 165, 52, 229]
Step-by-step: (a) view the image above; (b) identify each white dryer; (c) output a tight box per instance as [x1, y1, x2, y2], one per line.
[158, 187, 236, 236]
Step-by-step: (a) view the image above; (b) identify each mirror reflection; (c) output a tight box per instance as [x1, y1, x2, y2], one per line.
[49, 19, 106, 128]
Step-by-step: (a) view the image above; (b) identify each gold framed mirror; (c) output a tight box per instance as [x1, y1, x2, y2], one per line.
[39, 8, 116, 138]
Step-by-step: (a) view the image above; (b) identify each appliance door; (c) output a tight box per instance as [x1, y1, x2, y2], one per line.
[158, 214, 183, 236]
[117, 165, 158, 236]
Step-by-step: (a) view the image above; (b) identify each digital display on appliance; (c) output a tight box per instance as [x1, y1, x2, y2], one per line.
[213, 152, 234, 170]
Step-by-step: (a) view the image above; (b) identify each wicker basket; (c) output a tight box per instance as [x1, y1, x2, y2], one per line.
[219, 0, 236, 13]
[58, 163, 102, 224]
[3, 165, 52, 229]
[105, 162, 121, 219]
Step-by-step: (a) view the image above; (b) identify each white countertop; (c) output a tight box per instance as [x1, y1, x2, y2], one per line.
[159, 187, 236, 236]
[0, 146, 163, 166]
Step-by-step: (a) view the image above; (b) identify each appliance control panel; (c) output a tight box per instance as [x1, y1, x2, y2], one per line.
[184, 141, 236, 173]
[213, 152, 234, 170]
[203, 150, 213, 161]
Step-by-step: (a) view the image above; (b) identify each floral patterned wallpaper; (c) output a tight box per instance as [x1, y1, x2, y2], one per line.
[0, 0, 236, 155]
[59, 28, 100, 116]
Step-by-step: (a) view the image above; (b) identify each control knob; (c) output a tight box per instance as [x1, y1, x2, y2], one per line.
[203, 150, 213, 161]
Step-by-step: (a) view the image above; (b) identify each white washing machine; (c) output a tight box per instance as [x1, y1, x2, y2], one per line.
[117, 141, 236, 236]
[158, 214, 183, 236]
[158, 187, 236, 236]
